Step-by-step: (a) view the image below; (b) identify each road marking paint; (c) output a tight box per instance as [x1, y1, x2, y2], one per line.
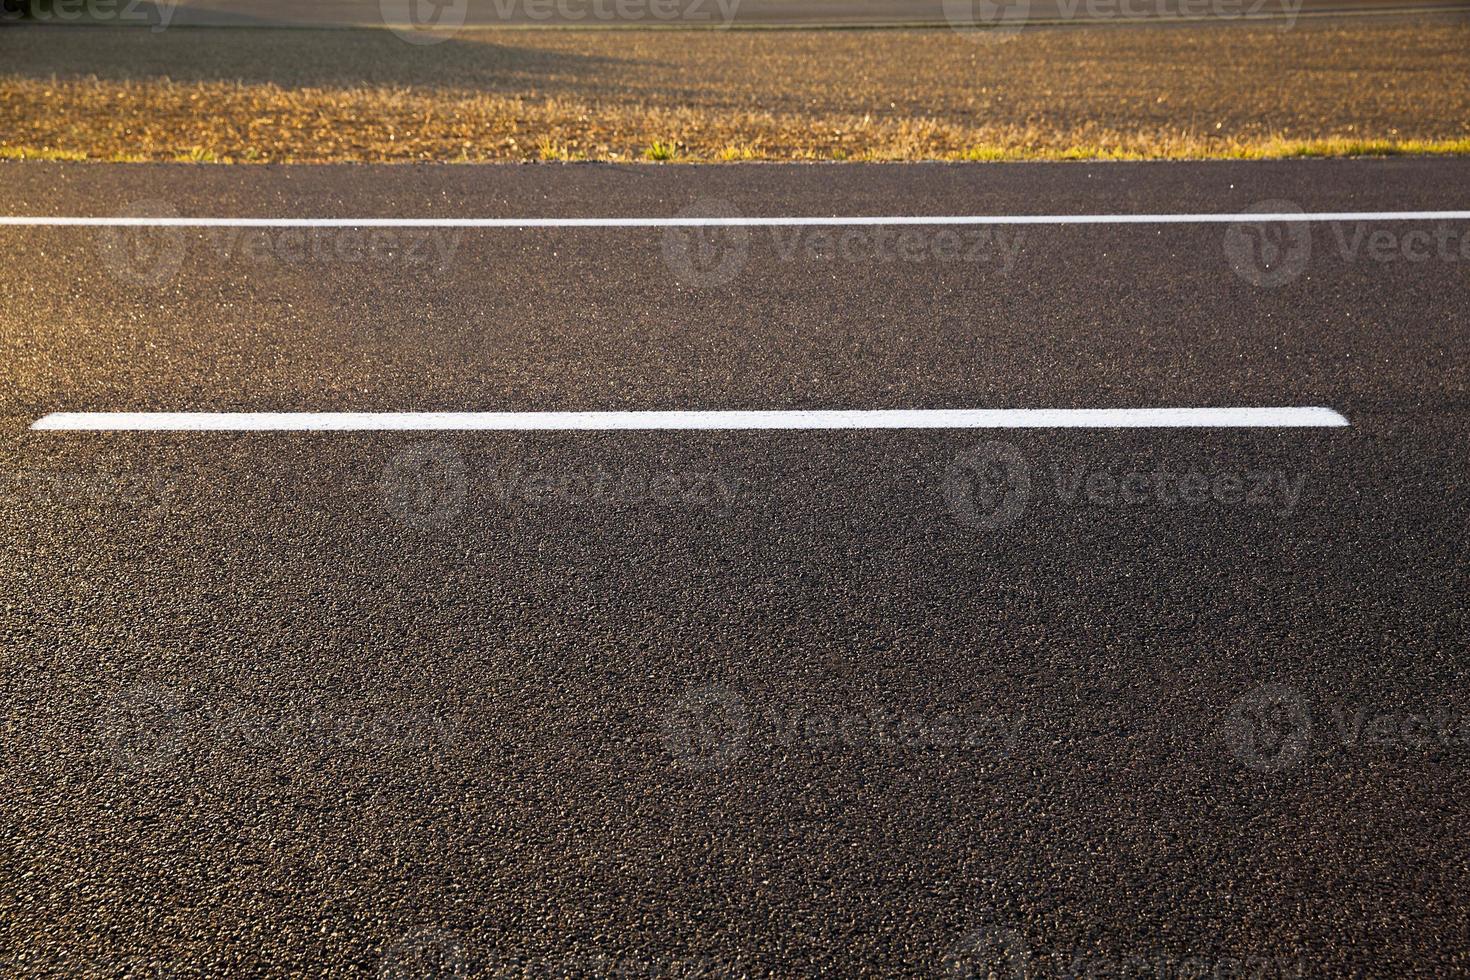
[31, 408, 1349, 431]
[2, 212, 1468, 228]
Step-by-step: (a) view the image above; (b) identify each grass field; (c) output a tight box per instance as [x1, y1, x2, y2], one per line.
[1, 19, 1467, 162]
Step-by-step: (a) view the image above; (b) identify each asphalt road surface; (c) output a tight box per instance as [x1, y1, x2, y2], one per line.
[8, 0, 1469, 27]
[2, 159, 1469, 976]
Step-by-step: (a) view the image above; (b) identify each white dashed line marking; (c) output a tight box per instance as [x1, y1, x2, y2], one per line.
[31, 408, 1350, 431]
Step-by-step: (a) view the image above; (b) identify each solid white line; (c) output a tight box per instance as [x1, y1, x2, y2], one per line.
[1, 211, 1468, 228]
[30, 408, 1350, 431]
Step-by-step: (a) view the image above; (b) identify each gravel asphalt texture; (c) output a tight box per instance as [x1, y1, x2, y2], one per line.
[1, 159, 1469, 976]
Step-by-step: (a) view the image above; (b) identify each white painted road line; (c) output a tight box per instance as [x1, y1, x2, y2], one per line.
[31, 408, 1350, 431]
[2, 212, 1469, 228]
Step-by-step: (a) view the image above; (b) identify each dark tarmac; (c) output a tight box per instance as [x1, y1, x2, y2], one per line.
[1, 159, 1468, 976]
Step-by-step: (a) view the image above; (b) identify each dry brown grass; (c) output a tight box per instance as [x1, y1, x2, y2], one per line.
[1, 20, 1467, 162]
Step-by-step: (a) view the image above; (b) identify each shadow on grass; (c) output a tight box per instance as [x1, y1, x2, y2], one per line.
[0, 21, 634, 91]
